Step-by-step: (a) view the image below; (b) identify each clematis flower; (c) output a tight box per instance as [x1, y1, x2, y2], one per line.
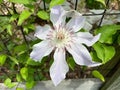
[30, 6, 101, 86]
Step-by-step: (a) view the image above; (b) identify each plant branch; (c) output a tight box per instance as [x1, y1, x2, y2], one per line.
[75, 0, 78, 10]
[43, 0, 46, 11]
[98, 0, 110, 27]
[19, 26, 30, 50]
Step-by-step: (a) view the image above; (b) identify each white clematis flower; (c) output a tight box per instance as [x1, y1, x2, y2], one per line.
[30, 6, 101, 86]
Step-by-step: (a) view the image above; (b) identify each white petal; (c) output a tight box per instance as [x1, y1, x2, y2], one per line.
[75, 32, 101, 46]
[66, 11, 85, 32]
[50, 6, 66, 28]
[50, 48, 69, 86]
[30, 40, 54, 62]
[35, 25, 52, 40]
[66, 43, 101, 67]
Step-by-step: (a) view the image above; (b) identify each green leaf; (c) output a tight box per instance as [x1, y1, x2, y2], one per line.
[26, 80, 35, 89]
[45, 0, 51, 3]
[0, 0, 3, 3]
[4, 78, 16, 88]
[26, 57, 40, 66]
[67, 57, 76, 70]
[90, 51, 102, 63]
[9, 0, 30, 4]
[18, 10, 31, 26]
[16, 74, 22, 82]
[7, 24, 12, 35]
[95, 25, 120, 44]
[20, 67, 28, 80]
[50, 0, 65, 8]
[9, 14, 19, 22]
[93, 42, 104, 60]
[118, 35, 120, 45]
[9, 56, 19, 65]
[0, 54, 7, 66]
[95, 0, 106, 6]
[16, 88, 24, 90]
[93, 42, 115, 64]
[102, 44, 115, 63]
[14, 44, 26, 53]
[37, 11, 49, 20]
[92, 70, 105, 82]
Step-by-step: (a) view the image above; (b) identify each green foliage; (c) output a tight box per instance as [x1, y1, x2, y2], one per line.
[4, 78, 17, 88]
[9, 56, 19, 65]
[95, 0, 106, 6]
[9, 14, 19, 22]
[50, 0, 65, 8]
[16, 74, 22, 82]
[90, 51, 101, 63]
[26, 80, 35, 89]
[92, 70, 105, 82]
[67, 57, 76, 70]
[18, 10, 31, 26]
[6, 24, 13, 35]
[20, 67, 28, 80]
[0, 0, 3, 3]
[93, 42, 115, 64]
[26, 57, 41, 66]
[118, 35, 120, 45]
[16, 88, 24, 90]
[0, 17, 10, 32]
[95, 25, 120, 44]
[9, 0, 30, 4]
[37, 11, 49, 20]
[0, 54, 7, 66]
[85, 0, 105, 9]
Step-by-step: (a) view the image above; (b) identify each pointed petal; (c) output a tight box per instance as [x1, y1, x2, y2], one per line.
[66, 11, 85, 32]
[35, 25, 52, 40]
[50, 48, 69, 86]
[30, 40, 54, 62]
[50, 6, 66, 28]
[66, 43, 101, 67]
[75, 32, 101, 46]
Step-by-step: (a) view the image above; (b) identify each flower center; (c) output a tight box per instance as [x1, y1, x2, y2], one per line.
[56, 30, 65, 40]
[47, 27, 74, 48]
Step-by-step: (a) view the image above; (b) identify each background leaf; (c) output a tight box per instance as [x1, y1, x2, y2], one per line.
[37, 11, 49, 20]
[9, 0, 30, 4]
[90, 51, 102, 63]
[67, 57, 76, 70]
[9, 56, 19, 65]
[50, 0, 65, 8]
[0, 0, 3, 3]
[20, 67, 28, 80]
[18, 10, 31, 26]
[0, 54, 7, 66]
[4, 78, 16, 88]
[95, 25, 120, 44]
[118, 35, 120, 45]
[95, 0, 106, 6]
[93, 42, 115, 64]
[92, 70, 105, 82]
